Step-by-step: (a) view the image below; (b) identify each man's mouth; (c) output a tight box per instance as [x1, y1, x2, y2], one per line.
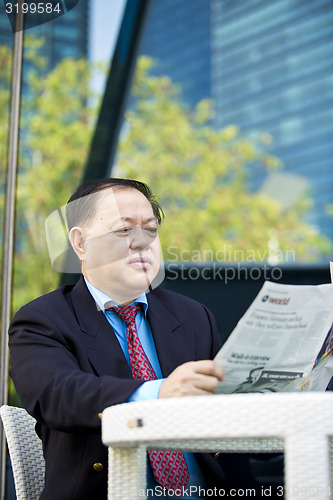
[128, 256, 152, 269]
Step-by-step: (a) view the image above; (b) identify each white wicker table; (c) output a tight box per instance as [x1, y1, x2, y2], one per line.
[102, 392, 333, 500]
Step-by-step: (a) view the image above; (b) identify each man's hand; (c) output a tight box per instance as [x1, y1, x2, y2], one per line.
[159, 360, 225, 398]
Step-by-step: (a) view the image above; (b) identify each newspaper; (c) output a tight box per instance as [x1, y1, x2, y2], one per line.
[215, 281, 333, 394]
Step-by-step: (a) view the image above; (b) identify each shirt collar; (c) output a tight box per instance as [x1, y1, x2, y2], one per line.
[84, 277, 148, 316]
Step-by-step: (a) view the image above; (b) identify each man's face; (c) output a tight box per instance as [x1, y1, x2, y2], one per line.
[75, 187, 161, 304]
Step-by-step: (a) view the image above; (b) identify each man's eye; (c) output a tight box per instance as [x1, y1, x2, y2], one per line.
[114, 227, 132, 235]
[145, 227, 158, 235]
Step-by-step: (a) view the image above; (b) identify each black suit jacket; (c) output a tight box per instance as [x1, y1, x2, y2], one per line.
[9, 277, 226, 499]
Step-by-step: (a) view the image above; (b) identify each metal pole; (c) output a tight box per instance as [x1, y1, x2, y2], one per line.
[0, 4, 24, 499]
[82, 0, 152, 181]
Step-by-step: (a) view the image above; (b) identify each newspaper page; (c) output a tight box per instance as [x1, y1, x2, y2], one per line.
[215, 281, 333, 394]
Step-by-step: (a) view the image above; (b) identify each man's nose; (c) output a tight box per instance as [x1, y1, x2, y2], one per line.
[129, 226, 156, 250]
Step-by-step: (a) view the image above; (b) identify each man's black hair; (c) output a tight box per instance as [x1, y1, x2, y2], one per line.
[66, 178, 164, 230]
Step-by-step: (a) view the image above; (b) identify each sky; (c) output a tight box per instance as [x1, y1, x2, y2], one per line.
[88, 0, 126, 94]
[89, 0, 126, 63]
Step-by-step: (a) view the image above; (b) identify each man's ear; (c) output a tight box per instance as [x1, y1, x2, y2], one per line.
[69, 227, 87, 261]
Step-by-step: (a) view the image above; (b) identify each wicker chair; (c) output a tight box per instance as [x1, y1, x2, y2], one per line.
[0, 405, 45, 500]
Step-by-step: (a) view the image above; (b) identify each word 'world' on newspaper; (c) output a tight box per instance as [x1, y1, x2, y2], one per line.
[215, 280, 333, 394]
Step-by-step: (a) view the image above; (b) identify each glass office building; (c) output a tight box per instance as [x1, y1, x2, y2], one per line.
[140, 0, 211, 106]
[0, 10, 12, 47]
[139, 0, 333, 244]
[211, 0, 333, 239]
[0, 0, 89, 68]
[39, 0, 89, 67]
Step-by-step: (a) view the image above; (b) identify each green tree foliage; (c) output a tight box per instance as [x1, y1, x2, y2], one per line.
[0, 45, 330, 311]
[0, 43, 12, 260]
[0, 44, 11, 170]
[0, 38, 102, 310]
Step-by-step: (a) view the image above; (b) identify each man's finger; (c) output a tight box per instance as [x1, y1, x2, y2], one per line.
[190, 360, 225, 381]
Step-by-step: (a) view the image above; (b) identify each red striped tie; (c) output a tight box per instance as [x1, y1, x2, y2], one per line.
[110, 305, 190, 492]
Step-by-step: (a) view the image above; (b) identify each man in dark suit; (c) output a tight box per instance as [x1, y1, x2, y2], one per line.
[8, 178, 231, 499]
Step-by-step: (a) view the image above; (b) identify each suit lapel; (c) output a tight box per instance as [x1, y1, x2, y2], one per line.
[70, 278, 195, 380]
[70, 277, 132, 378]
[147, 291, 196, 377]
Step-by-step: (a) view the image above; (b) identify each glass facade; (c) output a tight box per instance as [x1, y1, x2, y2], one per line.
[140, 0, 211, 106]
[0, 9, 13, 288]
[0, 3, 126, 496]
[1, 1, 332, 496]
[211, 0, 333, 242]
[0, 0, 89, 67]
[131, 0, 333, 263]
[0, 7, 12, 46]
[41, 0, 89, 67]
[0, 1, 91, 315]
